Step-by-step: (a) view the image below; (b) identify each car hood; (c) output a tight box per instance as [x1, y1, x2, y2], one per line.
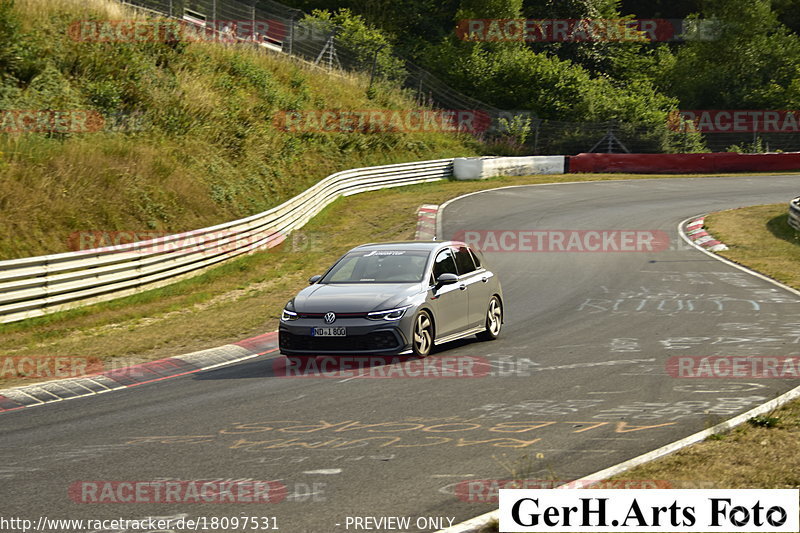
[293, 282, 423, 313]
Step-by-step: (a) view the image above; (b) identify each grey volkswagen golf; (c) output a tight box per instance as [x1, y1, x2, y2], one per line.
[279, 241, 503, 357]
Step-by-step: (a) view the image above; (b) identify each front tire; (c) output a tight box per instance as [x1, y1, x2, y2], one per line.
[476, 296, 502, 341]
[412, 310, 434, 357]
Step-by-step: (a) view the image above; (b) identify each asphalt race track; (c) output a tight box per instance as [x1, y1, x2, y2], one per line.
[2, 175, 800, 533]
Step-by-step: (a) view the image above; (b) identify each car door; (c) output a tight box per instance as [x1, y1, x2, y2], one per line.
[453, 245, 490, 327]
[429, 247, 468, 336]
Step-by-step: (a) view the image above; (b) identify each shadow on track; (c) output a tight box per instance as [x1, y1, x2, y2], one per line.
[190, 339, 483, 381]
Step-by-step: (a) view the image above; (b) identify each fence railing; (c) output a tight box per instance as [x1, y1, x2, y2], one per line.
[0, 159, 453, 324]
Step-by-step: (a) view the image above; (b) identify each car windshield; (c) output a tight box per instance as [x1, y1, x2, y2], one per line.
[320, 249, 429, 283]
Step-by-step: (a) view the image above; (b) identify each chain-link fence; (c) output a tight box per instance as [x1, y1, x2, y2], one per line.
[119, 0, 797, 155]
[522, 120, 685, 154]
[702, 132, 800, 153]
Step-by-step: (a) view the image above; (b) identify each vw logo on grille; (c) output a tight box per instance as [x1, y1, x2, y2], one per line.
[323, 312, 336, 324]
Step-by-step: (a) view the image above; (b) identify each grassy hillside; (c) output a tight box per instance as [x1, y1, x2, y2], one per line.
[0, 0, 479, 259]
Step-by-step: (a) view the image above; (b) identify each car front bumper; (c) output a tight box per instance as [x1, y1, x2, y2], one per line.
[278, 317, 413, 355]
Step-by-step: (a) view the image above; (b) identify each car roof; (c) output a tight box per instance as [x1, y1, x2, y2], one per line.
[351, 241, 467, 252]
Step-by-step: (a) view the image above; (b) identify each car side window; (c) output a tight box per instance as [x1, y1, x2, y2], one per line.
[432, 249, 458, 279]
[469, 248, 482, 268]
[454, 246, 477, 275]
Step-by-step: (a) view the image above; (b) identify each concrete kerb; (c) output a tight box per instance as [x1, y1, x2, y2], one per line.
[416, 204, 440, 241]
[0, 332, 279, 413]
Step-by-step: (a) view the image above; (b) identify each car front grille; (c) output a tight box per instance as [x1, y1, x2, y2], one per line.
[279, 330, 401, 353]
[296, 312, 369, 319]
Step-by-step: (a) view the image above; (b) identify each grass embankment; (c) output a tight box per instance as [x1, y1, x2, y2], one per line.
[0, 0, 478, 259]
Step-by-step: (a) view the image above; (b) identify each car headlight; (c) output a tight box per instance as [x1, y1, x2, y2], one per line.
[281, 309, 298, 321]
[367, 305, 411, 321]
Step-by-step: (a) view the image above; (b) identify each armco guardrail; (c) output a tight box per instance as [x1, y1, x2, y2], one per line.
[789, 196, 800, 231]
[0, 159, 453, 324]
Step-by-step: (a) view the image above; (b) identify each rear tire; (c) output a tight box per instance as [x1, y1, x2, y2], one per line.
[412, 310, 434, 357]
[476, 296, 502, 341]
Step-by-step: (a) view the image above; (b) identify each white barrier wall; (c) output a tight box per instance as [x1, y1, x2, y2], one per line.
[453, 156, 565, 180]
[789, 196, 800, 231]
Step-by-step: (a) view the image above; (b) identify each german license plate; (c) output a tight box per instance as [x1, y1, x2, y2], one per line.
[311, 327, 346, 337]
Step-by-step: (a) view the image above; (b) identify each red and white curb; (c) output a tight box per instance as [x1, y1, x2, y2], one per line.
[0, 332, 279, 413]
[415, 204, 439, 241]
[684, 216, 728, 252]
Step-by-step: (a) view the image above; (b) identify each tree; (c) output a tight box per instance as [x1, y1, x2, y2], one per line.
[297, 9, 406, 81]
[764, 0, 800, 35]
[617, 0, 702, 18]
[662, 0, 800, 109]
[0, 0, 21, 84]
[456, 0, 523, 19]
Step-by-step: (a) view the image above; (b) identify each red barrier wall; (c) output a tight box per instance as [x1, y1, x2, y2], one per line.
[568, 152, 800, 174]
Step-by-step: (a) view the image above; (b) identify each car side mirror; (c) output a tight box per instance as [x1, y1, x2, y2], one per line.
[308, 274, 322, 284]
[434, 273, 458, 288]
